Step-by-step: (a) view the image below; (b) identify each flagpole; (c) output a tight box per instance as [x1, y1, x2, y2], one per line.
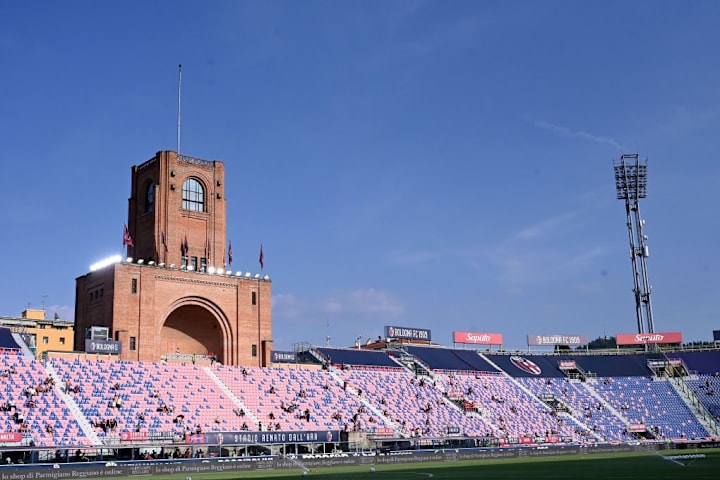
[177, 64, 182, 155]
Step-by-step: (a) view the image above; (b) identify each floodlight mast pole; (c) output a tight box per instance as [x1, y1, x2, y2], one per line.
[613, 154, 656, 337]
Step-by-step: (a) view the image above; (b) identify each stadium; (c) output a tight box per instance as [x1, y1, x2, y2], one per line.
[1, 150, 719, 479]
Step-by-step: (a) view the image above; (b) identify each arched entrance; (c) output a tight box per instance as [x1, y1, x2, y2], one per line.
[160, 298, 231, 363]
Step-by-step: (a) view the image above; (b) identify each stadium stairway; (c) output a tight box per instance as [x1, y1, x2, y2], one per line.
[203, 366, 260, 428]
[667, 376, 720, 436]
[579, 381, 632, 432]
[11, 332, 36, 359]
[386, 350, 417, 372]
[43, 362, 103, 445]
[558, 410, 604, 442]
[327, 367, 404, 437]
[592, 376, 708, 439]
[478, 354, 603, 442]
[307, 347, 328, 365]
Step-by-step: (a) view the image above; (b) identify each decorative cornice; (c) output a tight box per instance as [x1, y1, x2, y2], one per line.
[155, 274, 237, 288]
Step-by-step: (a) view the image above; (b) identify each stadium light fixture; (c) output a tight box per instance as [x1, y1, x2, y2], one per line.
[208, 267, 216, 274]
[254, 274, 260, 279]
[125, 257, 133, 263]
[216, 268, 225, 275]
[89, 254, 123, 272]
[137, 259, 145, 264]
[613, 153, 655, 337]
[245, 272, 252, 278]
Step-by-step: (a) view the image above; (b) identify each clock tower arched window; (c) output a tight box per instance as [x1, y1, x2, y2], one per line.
[182, 177, 205, 212]
[144, 181, 155, 213]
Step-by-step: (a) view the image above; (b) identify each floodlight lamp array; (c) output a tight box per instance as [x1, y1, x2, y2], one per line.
[614, 155, 648, 200]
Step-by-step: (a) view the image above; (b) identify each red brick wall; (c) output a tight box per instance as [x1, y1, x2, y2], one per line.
[76, 263, 272, 366]
[127, 151, 227, 269]
[75, 151, 272, 367]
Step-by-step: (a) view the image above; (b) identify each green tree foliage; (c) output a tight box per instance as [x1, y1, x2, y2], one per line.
[587, 336, 617, 349]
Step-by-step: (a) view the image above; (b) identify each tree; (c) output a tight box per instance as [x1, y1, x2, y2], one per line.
[587, 336, 617, 350]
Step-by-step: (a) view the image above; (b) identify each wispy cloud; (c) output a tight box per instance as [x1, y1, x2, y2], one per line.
[390, 247, 476, 266]
[511, 211, 579, 241]
[322, 289, 405, 317]
[492, 245, 608, 288]
[529, 118, 623, 150]
[656, 105, 720, 136]
[361, 13, 494, 72]
[390, 209, 589, 274]
[274, 288, 405, 323]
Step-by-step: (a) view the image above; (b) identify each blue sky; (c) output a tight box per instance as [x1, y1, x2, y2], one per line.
[1, 1, 718, 351]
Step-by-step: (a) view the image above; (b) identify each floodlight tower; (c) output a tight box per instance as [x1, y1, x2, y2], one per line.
[613, 153, 656, 335]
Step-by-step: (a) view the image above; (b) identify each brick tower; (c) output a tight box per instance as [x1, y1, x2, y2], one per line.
[74, 151, 273, 366]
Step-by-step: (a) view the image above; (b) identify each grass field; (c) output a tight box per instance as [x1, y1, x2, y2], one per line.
[80, 448, 720, 479]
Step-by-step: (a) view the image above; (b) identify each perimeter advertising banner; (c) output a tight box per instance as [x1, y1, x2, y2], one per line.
[384, 325, 431, 342]
[85, 339, 122, 354]
[616, 331, 683, 345]
[453, 331, 503, 345]
[186, 430, 340, 445]
[119, 431, 175, 442]
[271, 350, 297, 363]
[526, 334, 589, 347]
[0, 432, 22, 444]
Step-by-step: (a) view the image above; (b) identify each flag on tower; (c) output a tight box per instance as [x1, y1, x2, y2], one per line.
[161, 231, 168, 254]
[182, 235, 189, 256]
[123, 224, 134, 247]
[259, 244, 264, 270]
[206, 238, 211, 260]
[227, 241, 233, 266]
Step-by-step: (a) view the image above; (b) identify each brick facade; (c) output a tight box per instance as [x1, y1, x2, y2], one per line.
[74, 151, 273, 366]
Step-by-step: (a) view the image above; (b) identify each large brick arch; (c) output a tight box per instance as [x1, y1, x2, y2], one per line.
[161, 296, 232, 363]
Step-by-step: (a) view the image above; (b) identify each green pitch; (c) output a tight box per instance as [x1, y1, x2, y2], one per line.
[83, 449, 720, 480]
